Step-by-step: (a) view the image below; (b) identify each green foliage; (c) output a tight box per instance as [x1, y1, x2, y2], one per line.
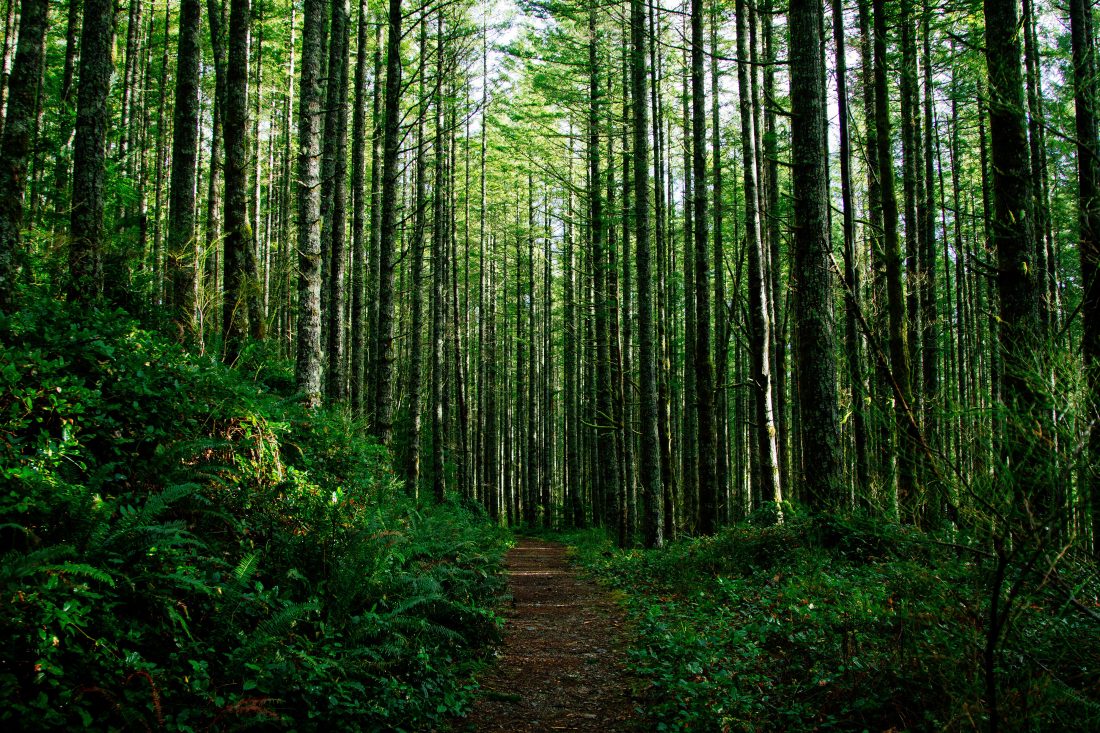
[568, 519, 1100, 732]
[0, 297, 509, 730]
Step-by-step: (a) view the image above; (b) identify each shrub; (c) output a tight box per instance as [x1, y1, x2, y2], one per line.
[0, 298, 508, 731]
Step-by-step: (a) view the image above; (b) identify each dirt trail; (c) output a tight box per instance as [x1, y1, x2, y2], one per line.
[458, 538, 644, 732]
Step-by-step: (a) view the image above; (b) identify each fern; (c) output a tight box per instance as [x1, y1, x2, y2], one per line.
[233, 551, 261, 589]
[0, 545, 115, 587]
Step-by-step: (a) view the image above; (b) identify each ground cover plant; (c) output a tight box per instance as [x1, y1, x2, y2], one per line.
[0, 298, 509, 731]
[564, 516, 1100, 732]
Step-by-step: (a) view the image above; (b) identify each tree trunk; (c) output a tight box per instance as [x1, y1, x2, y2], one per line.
[222, 0, 253, 362]
[431, 12, 446, 503]
[690, 0, 716, 535]
[371, 0, 403, 444]
[985, 0, 1044, 518]
[710, 0, 729, 520]
[167, 0, 202, 334]
[737, 0, 781, 516]
[632, 0, 663, 548]
[0, 0, 47, 310]
[69, 0, 114, 301]
[350, 0, 369, 415]
[295, 0, 325, 407]
[1070, 0, 1100, 557]
[789, 0, 842, 512]
[832, 0, 868, 503]
[324, 0, 351, 400]
[873, 0, 916, 516]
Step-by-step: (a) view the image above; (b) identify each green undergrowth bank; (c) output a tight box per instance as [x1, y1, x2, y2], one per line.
[561, 517, 1099, 732]
[1, 298, 510, 731]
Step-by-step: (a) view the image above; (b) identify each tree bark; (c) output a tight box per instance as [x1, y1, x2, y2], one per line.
[222, 0, 253, 362]
[0, 0, 47, 310]
[789, 0, 842, 512]
[167, 0, 202, 334]
[350, 0, 369, 415]
[295, 0, 325, 407]
[372, 0, 403, 444]
[1070, 0, 1100, 557]
[984, 0, 1044, 527]
[632, 0, 663, 548]
[69, 0, 114, 301]
[431, 12, 446, 503]
[323, 0, 351, 400]
[690, 0, 716, 535]
[737, 0, 781, 516]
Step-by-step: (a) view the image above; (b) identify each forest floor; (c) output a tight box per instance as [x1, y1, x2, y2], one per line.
[456, 538, 646, 732]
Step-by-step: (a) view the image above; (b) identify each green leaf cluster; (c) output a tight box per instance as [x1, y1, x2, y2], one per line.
[0, 297, 509, 730]
[566, 517, 1100, 732]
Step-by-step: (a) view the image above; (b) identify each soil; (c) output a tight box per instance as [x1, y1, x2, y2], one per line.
[456, 538, 646, 732]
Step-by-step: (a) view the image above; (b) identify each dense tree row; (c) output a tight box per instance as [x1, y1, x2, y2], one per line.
[2, 0, 1099, 555]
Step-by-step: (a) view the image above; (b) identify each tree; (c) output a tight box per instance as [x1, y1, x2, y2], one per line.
[223, 0, 254, 362]
[789, 0, 842, 512]
[350, 0, 371, 415]
[372, 0, 404, 444]
[983, 0, 1044, 519]
[168, 0, 203, 333]
[737, 0, 781, 515]
[323, 0, 351, 400]
[0, 0, 47, 310]
[690, 0, 716, 534]
[295, 0, 326, 407]
[1070, 0, 1100, 556]
[632, 0, 663, 548]
[70, 0, 115, 300]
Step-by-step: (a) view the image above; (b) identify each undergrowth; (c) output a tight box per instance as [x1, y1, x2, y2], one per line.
[0, 297, 510, 731]
[564, 516, 1100, 732]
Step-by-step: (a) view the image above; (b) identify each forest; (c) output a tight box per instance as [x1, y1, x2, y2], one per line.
[2, 0, 1100, 728]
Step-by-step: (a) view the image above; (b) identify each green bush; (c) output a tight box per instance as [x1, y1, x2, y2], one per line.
[569, 518, 1100, 732]
[0, 298, 509, 731]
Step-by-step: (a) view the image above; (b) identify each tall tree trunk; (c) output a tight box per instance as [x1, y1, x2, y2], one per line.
[681, 31, 697, 533]
[1070, 0, 1100, 557]
[982, 0, 1045, 585]
[206, 0, 228, 338]
[405, 19, 429, 495]
[295, 0, 325, 407]
[691, 0, 717, 534]
[350, 0, 369, 414]
[367, 24, 383, 418]
[589, 3, 619, 531]
[51, 0, 81, 226]
[324, 0, 350, 400]
[431, 12, 446, 503]
[737, 0, 781, 516]
[0, 0, 17, 136]
[0, 0, 47, 310]
[710, 0, 729, 519]
[69, 0, 114, 301]
[985, 0, 1044, 519]
[789, 0, 842, 512]
[564, 128, 584, 528]
[873, 0, 915, 516]
[833, 0, 868, 502]
[631, 0, 663, 548]
[621, 48, 636, 543]
[919, 3, 940, 523]
[372, 0, 403, 444]
[762, 0, 787, 495]
[168, 0, 202, 334]
[223, 0, 253, 362]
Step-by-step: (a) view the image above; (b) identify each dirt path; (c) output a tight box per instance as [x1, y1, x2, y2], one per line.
[457, 538, 644, 732]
